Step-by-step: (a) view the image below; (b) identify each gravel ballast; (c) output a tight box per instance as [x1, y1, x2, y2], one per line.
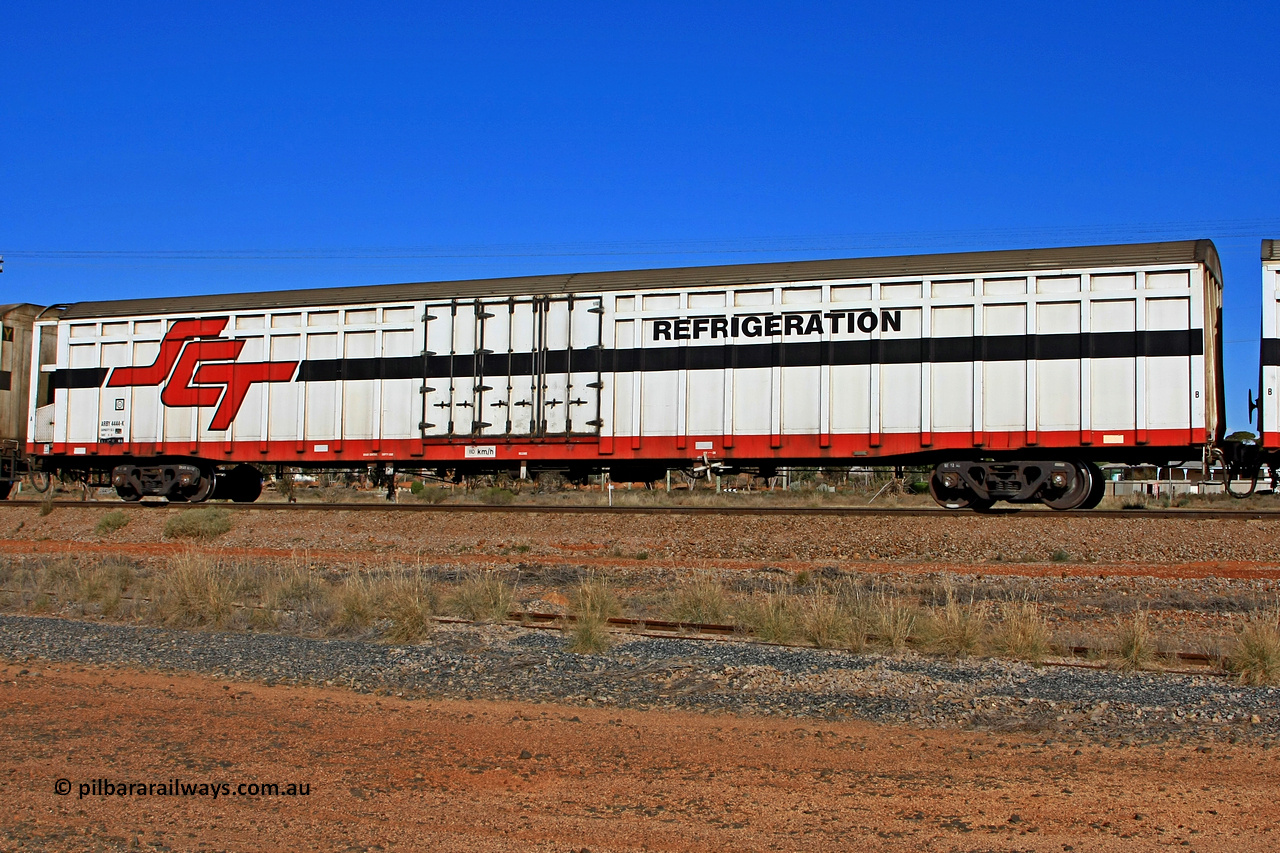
[2, 614, 1276, 746]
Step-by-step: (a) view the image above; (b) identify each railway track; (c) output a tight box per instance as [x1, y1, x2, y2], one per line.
[508, 612, 1226, 673]
[14, 498, 1280, 520]
[0, 592, 1230, 674]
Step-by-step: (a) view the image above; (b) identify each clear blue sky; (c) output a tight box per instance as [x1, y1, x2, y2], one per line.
[3, 2, 1277, 432]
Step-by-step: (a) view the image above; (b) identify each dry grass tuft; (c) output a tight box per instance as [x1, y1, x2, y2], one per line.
[566, 575, 621, 654]
[447, 572, 514, 623]
[871, 596, 917, 650]
[567, 613, 612, 654]
[478, 487, 516, 505]
[94, 510, 130, 536]
[835, 582, 916, 650]
[159, 551, 238, 628]
[1114, 610, 1155, 671]
[41, 557, 80, 601]
[332, 575, 378, 635]
[667, 576, 734, 625]
[571, 575, 621, 621]
[414, 486, 450, 504]
[163, 508, 233, 540]
[77, 560, 134, 616]
[1226, 610, 1280, 685]
[920, 589, 990, 657]
[990, 599, 1052, 662]
[797, 591, 856, 649]
[739, 591, 799, 644]
[254, 564, 333, 631]
[379, 574, 437, 643]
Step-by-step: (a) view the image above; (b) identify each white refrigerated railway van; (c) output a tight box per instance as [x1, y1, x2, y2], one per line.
[26, 240, 1225, 507]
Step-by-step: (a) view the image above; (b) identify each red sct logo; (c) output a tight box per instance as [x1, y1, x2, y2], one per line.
[107, 318, 298, 430]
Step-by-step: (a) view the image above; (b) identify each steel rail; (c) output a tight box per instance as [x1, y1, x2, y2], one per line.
[499, 612, 1229, 673]
[0, 601, 1230, 674]
[18, 499, 1280, 520]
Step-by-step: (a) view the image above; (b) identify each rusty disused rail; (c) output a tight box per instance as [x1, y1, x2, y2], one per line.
[0, 598, 1232, 674]
[507, 611, 1225, 670]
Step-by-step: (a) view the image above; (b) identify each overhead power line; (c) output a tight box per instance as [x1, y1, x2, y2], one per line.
[4, 218, 1279, 264]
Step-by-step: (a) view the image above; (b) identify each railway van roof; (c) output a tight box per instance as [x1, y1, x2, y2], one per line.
[1265, 239, 1279, 261]
[59, 239, 1222, 319]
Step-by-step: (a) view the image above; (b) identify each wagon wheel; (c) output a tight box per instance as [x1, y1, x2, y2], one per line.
[172, 468, 215, 503]
[226, 465, 263, 503]
[1080, 461, 1106, 509]
[184, 475, 214, 502]
[1040, 462, 1093, 511]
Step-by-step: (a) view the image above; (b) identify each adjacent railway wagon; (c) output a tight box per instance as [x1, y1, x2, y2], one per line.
[20, 240, 1229, 509]
[1260, 240, 1280, 451]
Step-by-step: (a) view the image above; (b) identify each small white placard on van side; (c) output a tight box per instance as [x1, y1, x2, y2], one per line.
[465, 445, 497, 458]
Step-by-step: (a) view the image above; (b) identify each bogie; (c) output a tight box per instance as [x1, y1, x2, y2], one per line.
[930, 460, 1097, 512]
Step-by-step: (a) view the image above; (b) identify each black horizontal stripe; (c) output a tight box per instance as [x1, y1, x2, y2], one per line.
[51, 329, 1205, 388]
[49, 367, 110, 389]
[297, 355, 421, 382]
[297, 330, 1201, 381]
[1262, 339, 1280, 367]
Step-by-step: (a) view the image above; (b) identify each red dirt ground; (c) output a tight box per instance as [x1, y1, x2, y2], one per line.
[4, 502, 1280, 581]
[1, 661, 1275, 852]
[8, 535, 1280, 580]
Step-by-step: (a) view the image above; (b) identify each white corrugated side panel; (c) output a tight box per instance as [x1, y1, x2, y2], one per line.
[128, 323, 161, 443]
[1146, 272, 1194, 434]
[880, 288, 922, 434]
[982, 302, 1026, 432]
[610, 318, 632, 442]
[303, 329, 338, 441]
[453, 304, 479, 436]
[567, 298, 602, 435]
[641, 315, 679, 436]
[780, 288, 821, 434]
[1035, 296, 1081, 433]
[687, 364, 724, 435]
[419, 303, 471, 435]
[227, 335, 264, 443]
[98, 341, 130, 443]
[1090, 298, 1136, 431]
[542, 301, 570, 435]
[66, 338, 99, 443]
[931, 304, 973, 431]
[616, 261, 1206, 450]
[267, 332, 301, 441]
[1146, 294, 1192, 430]
[342, 330, 376, 440]
[381, 328, 418, 439]
[477, 304, 510, 437]
[507, 301, 538, 435]
[46, 306, 433, 450]
[829, 284, 872, 434]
